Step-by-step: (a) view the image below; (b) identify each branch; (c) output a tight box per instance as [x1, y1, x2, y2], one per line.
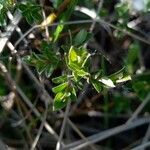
[63, 117, 150, 150]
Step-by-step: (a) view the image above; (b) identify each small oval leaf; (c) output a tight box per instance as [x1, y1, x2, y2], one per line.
[52, 82, 68, 93]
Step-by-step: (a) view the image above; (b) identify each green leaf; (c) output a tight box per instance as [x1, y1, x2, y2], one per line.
[25, 13, 34, 24]
[128, 43, 139, 64]
[18, 2, 42, 24]
[45, 66, 54, 78]
[68, 61, 81, 71]
[70, 87, 77, 101]
[37, 63, 47, 75]
[52, 75, 68, 84]
[73, 72, 81, 82]
[115, 2, 129, 18]
[53, 84, 77, 110]
[75, 69, 89, 77]
[53, 24, 64, 42]
[23, 42, 59, 77]
[112, 93, 131, 114]
[0, 10, 6, 26]
[93, 70, 103, 79]
[99, 77, 115, 88]
[0, 0, 15, 9]
[133, 72, 150, 81]
[53, 0, 78, 41]
[0, 4, 3, 10]
[132, 81, 150, 100]
[126, 43, 139, 74]
[132, 72, 150, 100]
[52, 82, 68, 93]
[109, 67, 125, 81]
[69, 46, 78, 62]
[68, 46, 90, 69]
[68, 46, 90, 79]
[108, 67, 131, 84]
[73, 29, 88, 46]
[99, 8, 109, 17]
[91, 79, 102, 92]
[23, 53, 38, 65]
[0, 0, 13, 26]
[116, 75, 131, 83]
[53, 92, 68, 110]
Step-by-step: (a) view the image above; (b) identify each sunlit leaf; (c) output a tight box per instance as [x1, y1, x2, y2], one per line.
[99, 77, 115, 88]
[53, 92, 68, 110]
[68, 46, 90, 69]
[52, 82, 68, 93]
[116, 75, 132, 83]
[75, 69, 89, 77]
[69, 46, 78, 62]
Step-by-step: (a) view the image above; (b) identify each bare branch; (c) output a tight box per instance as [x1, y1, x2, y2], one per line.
[63, 117, 150, 150]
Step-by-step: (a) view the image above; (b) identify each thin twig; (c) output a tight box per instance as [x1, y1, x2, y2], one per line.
[12, 92, 40, 128]
[13, 57, 99, 150]
[70, 83, 89, 114]
[62, 117, 150, 150]
[40, 0, 49, 39]
[7, 11, 28, 45]
[131, 141, 150, 150]
[0, 61, 63, 146]
[56, 0, 71, 16]
[76, 6, 150, 45]
[30, 102, 48, 150]
[66, 119, 98, 150]
[22, 60, 97, 150]
[122, 139, 142, 150]
[4, 11, 149, 149]
[16, 85, 62, 144]
[14, 20, 94, 48]
[141, 123, 150, 146]
[15, 92, 33, 146]
[23, 60, 98, 150]
[126, 93, 150, 124]
[56, 101, 71, 150]
[89, 0, 104, 32]
[0, 139, 7, 150]
[13, 18, 150, 51]
[0, 11, 22, 53]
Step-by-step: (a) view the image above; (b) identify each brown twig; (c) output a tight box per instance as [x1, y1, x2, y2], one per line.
[56, 0, 71, 16]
